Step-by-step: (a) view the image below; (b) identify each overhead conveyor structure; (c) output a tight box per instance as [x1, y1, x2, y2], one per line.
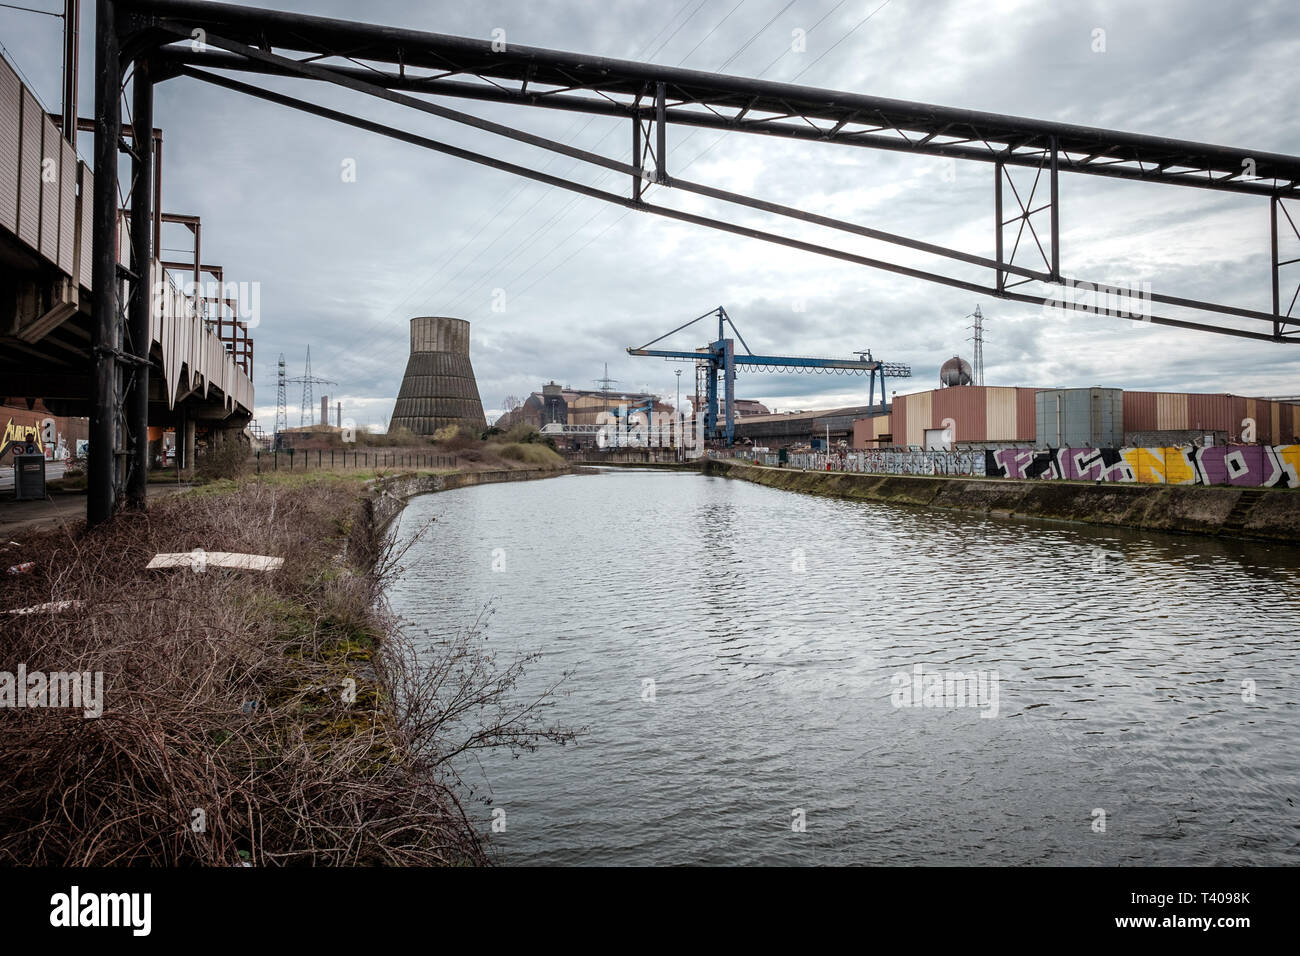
[80, 0, 1300, 522]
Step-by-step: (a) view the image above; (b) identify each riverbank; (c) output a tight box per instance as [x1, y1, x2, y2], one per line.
[0, 461, 571, 865]
[703, 459, 1300, 541]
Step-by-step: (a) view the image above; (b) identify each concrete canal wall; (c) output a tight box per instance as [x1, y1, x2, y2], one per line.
[365, 467, 568, 533]
[703, 459, 1300, 542]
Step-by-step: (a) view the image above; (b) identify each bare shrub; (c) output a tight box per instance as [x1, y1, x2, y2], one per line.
[0, 476, 575, 866]
[196, 440, 250, 481]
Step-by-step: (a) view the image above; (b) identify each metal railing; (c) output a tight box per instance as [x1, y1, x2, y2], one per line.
[254, 450, 458, 473]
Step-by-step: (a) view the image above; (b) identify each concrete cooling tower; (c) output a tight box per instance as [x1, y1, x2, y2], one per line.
[389, 316, 487, 435]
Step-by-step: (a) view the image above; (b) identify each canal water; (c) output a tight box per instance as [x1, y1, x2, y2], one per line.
[387, 468, 1300, 865]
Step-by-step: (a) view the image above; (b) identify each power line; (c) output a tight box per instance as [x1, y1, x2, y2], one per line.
[792, 0, 893, 81]
[266, 1, 705, 393]
[0, 2, 61, 16]
[472, 0, 831, 314]
[759, 0, 849, 74]
[718, 0, 801, 72]
[450, 1, 814, 322]
[326, 0, 709, 395]
[424, 1, 720, 319]
[676, 0, 749, 67]
[475, 0, 898, 333]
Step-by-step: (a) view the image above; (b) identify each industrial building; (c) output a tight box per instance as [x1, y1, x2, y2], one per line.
[389, 317, 487, 436]
[734, 404, 883, 449]
[851, 384, 1299, 450]
[495, 380, 745, 430]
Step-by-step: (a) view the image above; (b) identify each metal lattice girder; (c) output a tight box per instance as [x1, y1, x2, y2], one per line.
[114, 0, 1300, 344]
[139, 0, 1300, 196]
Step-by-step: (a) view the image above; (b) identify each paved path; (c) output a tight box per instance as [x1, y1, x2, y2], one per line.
[0, 484, 195, 535]
[0, 461, 66, 491]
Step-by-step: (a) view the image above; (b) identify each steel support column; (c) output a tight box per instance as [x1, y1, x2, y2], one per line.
[631, 110, 641, 201]
[1271, 195, 1300, 339]
[705, 361, 717, 441]
[1273, 195, 1281, 340]
[62, 0, 80, 142]
[1049, 136, 1060, 281]
[89, 0, 123, 526]
[126, 55, 154, 508]
[723, 338, 735, 446]
[994, 159, 1004, 292]
[654, 81, 666, 185]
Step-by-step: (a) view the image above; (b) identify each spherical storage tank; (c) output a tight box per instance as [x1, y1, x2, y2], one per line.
[939, 355, 973, 387]
[389, 317, 487, 435]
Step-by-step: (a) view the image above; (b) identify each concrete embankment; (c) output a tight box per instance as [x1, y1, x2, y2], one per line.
[702, 459, 1300, 542]
[364, 466, 569, 533]
[568, 458, 700, 472]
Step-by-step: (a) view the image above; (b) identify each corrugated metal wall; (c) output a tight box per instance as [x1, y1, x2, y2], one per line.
[0, 58, 18, 234]
[77, 164, 92, 286]
[38, 120, 58, 261]
[1155, 391, 1189, 429]
[894, 386, 1037, 443]
[1124, 391, 1156, 430]
[3, 59, 81, 281]
[861, 391, 1295, 448]
[930, 386, 984, 442]
[985, 387, 1017, 439]
[1016, 387, 1036, 438]
[905, 390, 931, 445]
[17, 87, 39, 248]
[1187, 392, 1233, 432]
[1127, 392, 1295, 443]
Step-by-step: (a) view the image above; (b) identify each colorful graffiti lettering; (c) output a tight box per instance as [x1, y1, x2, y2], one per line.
[2, 418, 44, 454]
[985, 445, 1299, 488]
[754, 445, 1300, 487]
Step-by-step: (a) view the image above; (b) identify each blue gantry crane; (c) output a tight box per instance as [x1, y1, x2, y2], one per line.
[627, 307, 911, 445]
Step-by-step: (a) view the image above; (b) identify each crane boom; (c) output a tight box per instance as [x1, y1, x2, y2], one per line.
[627, 307, 910, 444]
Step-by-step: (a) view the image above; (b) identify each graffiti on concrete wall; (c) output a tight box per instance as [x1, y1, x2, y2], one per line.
[775, 451, 984, 476]
[757, 445, 1300, 487]
[985, 445, 1300, 487]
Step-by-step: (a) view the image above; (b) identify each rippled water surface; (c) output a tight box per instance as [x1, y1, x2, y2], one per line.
[387, 468, 1300, 865]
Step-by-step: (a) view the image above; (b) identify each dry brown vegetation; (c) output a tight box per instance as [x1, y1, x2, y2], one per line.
[0, 473, 574, 865]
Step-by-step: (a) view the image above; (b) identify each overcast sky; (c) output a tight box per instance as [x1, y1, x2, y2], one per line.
[4, 0, 1298, 427]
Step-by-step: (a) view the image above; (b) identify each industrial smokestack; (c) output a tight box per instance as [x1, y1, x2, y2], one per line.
[389, 317, 486, 435]
[336, 401, 341, 428]
[321, 395, 328, 426]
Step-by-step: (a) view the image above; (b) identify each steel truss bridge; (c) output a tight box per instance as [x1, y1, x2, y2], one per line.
[84, 0, 1300, 522]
